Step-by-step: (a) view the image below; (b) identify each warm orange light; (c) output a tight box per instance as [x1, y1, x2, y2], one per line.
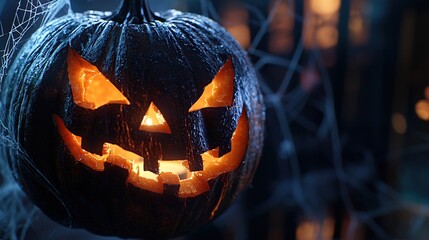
[349, 8, 370, 46]
[139, 102, 171, 134]
[303, 0, 340, 50]
[67, 48, 130, 110]
[309, 0, 341, 15]
[222, 6, 251, 49]
[296, 217, 335, 240]
[424, 86, 429, 99]
[53, 108, 249, 198]
[349, 11, 364, 34]
[268, 0, 295, 54]
[391, 113, 407, 134]
[316, 25, 339, 49]
[416, 100, 429, 121]
[226, 25, 251, 50]
[189, 57, 234, 112]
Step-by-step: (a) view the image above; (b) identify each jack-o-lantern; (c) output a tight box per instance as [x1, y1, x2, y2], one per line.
[1, 0, 264, 238]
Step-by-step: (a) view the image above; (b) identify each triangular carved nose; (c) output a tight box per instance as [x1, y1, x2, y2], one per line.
[139, 102, 171, 134]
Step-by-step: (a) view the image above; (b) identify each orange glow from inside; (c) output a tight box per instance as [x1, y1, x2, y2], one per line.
[67, 48, 130, 110]
[53, 109, 249, 198]
[139, 102, 171, 134]
[189, 57, 234, 112]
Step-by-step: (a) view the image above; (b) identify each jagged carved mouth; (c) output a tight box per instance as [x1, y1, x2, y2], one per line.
[53, 110, 248, 198]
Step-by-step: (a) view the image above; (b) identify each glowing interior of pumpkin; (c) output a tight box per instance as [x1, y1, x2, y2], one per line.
[67, 48, 130, 110]
[68, 47, 234, 113]
[189, 57, 234, 112]
[53, 110, 248, 198]
[62, 49, 245, 198]
[139, 102, 172, 134]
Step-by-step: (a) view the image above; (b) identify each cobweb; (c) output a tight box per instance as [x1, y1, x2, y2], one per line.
[201, 0, 406, 239]
[0, 0, 418, 239]
[0, 1, 71, 240]
[0, 0, 71, 84]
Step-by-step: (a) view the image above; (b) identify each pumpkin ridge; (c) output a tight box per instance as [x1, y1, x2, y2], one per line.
[1, 4, 265, 238]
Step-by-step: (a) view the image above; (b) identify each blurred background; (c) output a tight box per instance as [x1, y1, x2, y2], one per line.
[1, 0, 429, 239]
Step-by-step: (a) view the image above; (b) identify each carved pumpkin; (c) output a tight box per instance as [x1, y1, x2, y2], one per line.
[1, 0, 264, 238]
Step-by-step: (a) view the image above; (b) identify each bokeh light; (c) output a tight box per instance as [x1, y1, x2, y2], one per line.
[309, 0, 341, 15]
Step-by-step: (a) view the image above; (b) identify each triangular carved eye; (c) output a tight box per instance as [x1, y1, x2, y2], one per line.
[67, 48, 130, 110]
[140, 102, 172, 134]
[189, 57, 234, 112]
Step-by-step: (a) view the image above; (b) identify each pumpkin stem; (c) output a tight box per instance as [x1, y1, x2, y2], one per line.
[108, 0, 164, 24]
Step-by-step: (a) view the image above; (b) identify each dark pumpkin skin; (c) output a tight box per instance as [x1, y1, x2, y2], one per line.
[1, 1, 264, 238]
